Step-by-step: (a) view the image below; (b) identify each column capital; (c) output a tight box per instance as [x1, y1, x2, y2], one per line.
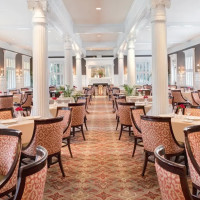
[76, 53, 81, 60]
[151, 0, 170, 9]
[27, 0, 48, 11]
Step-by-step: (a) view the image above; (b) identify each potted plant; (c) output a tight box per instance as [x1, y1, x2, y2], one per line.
[98, 69, 104, 78]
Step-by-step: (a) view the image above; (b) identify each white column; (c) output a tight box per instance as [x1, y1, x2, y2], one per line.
[76, 53, 82, 90]
[64, 37, 73, 88]
[151, 0, 170, 115]
[28, 0, 50, 117]
[118, 52, 124, 86]
[127, 38, 136, 86]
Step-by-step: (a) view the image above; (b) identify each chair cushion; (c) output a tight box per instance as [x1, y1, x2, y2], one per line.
[0, 174, 5, 182]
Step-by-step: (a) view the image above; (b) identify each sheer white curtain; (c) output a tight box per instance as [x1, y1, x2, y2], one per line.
[184, 48, 195, 87]
[4, 50, 17, 89]
[23, 56, 31, 87]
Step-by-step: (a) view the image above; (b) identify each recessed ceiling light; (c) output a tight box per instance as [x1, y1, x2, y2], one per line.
[96, 7, 102, 10]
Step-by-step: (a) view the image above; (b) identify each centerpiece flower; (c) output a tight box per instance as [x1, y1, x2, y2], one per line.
[144, 96, 148, 99]
[52, 97, 57, 101]
[177, 104, 185, 109]
[15, 107, 23, 112]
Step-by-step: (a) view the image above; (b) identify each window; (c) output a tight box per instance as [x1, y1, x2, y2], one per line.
[49, 62, 64, 86]
[23, 56, 31, 87]
[169, 54, 177, 85]
[136, 58, 152, 85]
[184, 48, 194, 87]
[4, 51, 17, 89]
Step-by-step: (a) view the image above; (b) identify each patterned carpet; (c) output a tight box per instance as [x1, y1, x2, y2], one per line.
[44, 97, 161, 200]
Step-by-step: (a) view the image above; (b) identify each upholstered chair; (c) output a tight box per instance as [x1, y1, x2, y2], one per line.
[140, 115, 186, 176]
[154, 145, 198, 200]
[20, 87, 29, 92]
[0, 95, 13, 109]
[118, 102, 135, 140]
[191, 92, 200, 106]
[56, 107, 73, 158]
[0, 129, 22, 198]
[77, 97, 88, 129]
[21, 117, 66, 177]
[130, 106, 146, 157]
[138, 89, 151, 96]
[184, 125, 200, 196]
[9, 89, 20, 94]
[21, 93, 32, 116]
[13, 93, 22, 104]
[115, 96, 126, 130]
[11, 146, 48, 200]
[184, 106, 200, 116]
[0, 108, 14, 120]
[171, 90, 190, 107]
[143, 85, 152, 90]
[168, 85, 177, 89]
[68, 103, 86, 140]
[111, 87, 120, 108]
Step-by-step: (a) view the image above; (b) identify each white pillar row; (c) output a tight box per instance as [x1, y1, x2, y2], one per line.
[76, 53, 82, 90]
[151, 0, 170, 115]
[127, 38, 136, 86]
[64, 37, 73, 88]
[118, 52, 124, 86]
[28, 0, 50, 117]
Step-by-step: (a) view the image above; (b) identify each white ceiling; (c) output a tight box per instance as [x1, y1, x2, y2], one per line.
[0, 0, 200, 56]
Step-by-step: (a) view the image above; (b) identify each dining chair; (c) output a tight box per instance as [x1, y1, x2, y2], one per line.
[0, 95, 13, 109]
[130, 106, 145, 157]
[168, 85, 177, 89]
[118, 102, 135, 140]
[9, 89, 20, 94]
[20, 87, 29, 92]
[0, 129, 22, 198]
[21, 93, 32, 116]
[140, 115, 186, 176]
[138, 89, 151, 96]
[184, 106, 200, 116]
[191, 91, 200, 106]
[13, 93, 22, 104]
[0, 108, 14, 120]
[115, 96, 126, 130]
[68, 102, 86, 140]
[143, 84, 152, 90]
[11, 146, 48, 200]
[171, 90, 190, 107]
[21, 117, 66, 177]
[184, 125, 200, 196]
[56, 107, 73, 158]
[154, 145, 199, 200]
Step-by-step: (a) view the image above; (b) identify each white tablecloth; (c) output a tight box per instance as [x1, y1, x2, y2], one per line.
[126, 96, 152, 103]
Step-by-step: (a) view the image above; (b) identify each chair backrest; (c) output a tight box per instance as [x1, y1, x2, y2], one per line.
[13, 93, 22, 104]
[49, 86, 56, 91]
[191, 91, 200, 106]
[130, 106, 146, 136]
[112, 87, 120, 95]
[0, 95, 13, 109]
[184, 125, 200, 190]
[0, 129, 21, 196]
[13, 146, 48, 200]
[20, 88, 29, 92]
[0, 108, 14, 120]
[22, 117, 63, 156]
[21, 94, 32, 107]
[138, 89, 151, 96]
[171, 90, 187, 103]
[168, 85, 177, 89]
[184, 106, 200, 116]
[68, 103, 85, 126]
[141, 115, 182, 154]
[56, 107, 72, 138]
[118, 102, 135, 126]
[9, 89, 19, 94]
[143, 85, 152, 90]
[115, 96, 126, 110]
[154, 145, 194, 200]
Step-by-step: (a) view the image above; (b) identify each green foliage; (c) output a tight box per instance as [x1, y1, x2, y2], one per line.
[98, 69, 104, 76]
[58, 85, 74, 97]
[123, 84, 133, 96]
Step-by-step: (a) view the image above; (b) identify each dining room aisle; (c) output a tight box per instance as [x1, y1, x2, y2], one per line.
[44, 96, 161, 200]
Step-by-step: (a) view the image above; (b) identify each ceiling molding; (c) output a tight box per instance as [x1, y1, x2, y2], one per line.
[83, 41, 116, 49]
[168, 34, 200, 54]
[75, 24, 124, 34]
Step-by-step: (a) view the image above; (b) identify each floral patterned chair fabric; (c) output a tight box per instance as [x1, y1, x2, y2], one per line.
[69, 103, 86, 140]
[0, 95, 13, 109]
[130, 106, 145, 157]
[191, 92, 200, 106]
[184, 126, 200, 196]
[171, 90, 189, 104]
[22, 117, 66, 177]
[184, 107, 200, 117]
[56, 107, 73, 158]
[12, 146, 48, 200]
[0, 129, 21, 198]
[140, 115, 185, 176]
[0, 108, 14, 120]
[118, 102, 135, 140]
[154, 145, 197, 200]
